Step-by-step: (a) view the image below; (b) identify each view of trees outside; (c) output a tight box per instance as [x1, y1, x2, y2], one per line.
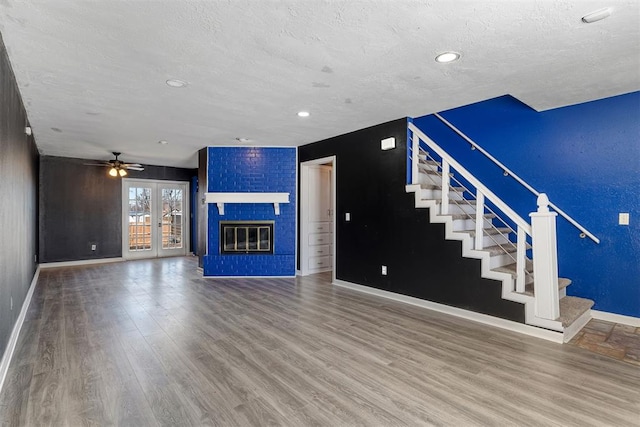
[127, 187, 183, 251]
[129, 187, 152, 250]
[162, 189, 183, 249]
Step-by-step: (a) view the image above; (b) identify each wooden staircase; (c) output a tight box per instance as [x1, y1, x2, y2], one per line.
[406, 151, 593, 342]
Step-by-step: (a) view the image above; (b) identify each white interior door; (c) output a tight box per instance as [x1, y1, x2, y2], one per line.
[123, 179, 189, 259]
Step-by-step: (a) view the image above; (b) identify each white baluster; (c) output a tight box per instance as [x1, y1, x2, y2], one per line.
[475, 191, 484, 250]
[516, 226, 526, 293]
[441, 160, 450, 215]
[530, 194, 559, 320]
[411, 132, 419, 185]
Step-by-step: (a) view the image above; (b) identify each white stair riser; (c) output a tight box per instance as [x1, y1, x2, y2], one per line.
[418, 173, 441, 186]
[452, 217, 494, 231]
[489, 252, 518, 269]
[475, 233, 511, 248]
[446, 203, 477, 215]
[420, 189, 464, 201]
[418, 163, 440, 173]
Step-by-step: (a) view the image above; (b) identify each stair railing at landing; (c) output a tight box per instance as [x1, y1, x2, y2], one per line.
[407, 120, 599, 322]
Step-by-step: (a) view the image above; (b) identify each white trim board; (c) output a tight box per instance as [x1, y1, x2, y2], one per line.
[592, 310, 640, 327]
[39, 257, 124, 269]
[0, 266, 40, 395]
[332, 279, 564, 344]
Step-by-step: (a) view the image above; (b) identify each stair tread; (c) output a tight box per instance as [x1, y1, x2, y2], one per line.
[558, 296, 594, 327]
[418, 159, 440, 166]
[522, 277, 572, 296]
[419, 170, 454, 177]
[434, 199, 477, 206]
[419, 183, 464, 191]
[492, 261, 533, 277]
[465, 227, 512, 237]
[480, 244, 518, 255]
[451, 213, 496, 220]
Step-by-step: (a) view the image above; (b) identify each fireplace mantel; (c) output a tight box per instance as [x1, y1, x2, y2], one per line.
[205, 192, 290, 215]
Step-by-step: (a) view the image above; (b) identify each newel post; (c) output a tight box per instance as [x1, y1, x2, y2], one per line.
[411, 132, 419, 184]
[529, 194, 560, 320]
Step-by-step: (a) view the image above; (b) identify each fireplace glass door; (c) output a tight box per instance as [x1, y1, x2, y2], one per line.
[221, 222, 274, 254]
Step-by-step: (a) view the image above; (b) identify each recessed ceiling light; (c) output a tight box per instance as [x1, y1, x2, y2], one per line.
[166, 79, 188, 88]
[435, 52, 461, 63]
[297, 111, 310, 117]
[158, 140, 169, 145]
[582, 8, 611, 23]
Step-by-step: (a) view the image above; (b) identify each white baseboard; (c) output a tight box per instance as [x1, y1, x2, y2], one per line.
[204, 275, 296, 279]
[332, 279, 564, 344]
[0, 266, 40, 395]
[592, 310, 640, 327]
[39, 257, 124, 269]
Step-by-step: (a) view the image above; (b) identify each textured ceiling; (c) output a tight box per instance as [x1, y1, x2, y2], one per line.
[0, 0, 638, 168]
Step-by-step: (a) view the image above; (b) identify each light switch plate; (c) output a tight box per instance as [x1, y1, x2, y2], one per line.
[381, 265, 388, 275]
[345, 212, 351, 221]
[619, 213, 630, 225]
[381, 137, 396, 150]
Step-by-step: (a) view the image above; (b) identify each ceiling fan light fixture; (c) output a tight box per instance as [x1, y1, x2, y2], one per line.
[435, 52, 461, 63]
[119, 168, 127, 177]
[109, 167, 118, 177]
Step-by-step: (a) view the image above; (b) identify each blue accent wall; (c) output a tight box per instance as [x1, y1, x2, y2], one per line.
[204, 147, 296, 276]
[413, 92, 640, 317]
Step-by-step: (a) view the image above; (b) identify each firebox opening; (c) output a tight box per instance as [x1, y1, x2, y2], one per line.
[220, 221, 274, 255]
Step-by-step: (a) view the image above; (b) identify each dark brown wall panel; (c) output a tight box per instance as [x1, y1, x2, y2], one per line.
[39, 156, 196, 263]
[299, 119, 525, 323]
[0, 34, 39, 358]
[196, 148, 207, 267]
[39, 156, 122, 262]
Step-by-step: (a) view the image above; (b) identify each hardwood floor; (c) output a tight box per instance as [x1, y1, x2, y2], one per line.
[1, 256, 638, 426]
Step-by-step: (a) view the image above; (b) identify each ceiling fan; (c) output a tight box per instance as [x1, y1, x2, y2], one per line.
[84, 152, 144, 177]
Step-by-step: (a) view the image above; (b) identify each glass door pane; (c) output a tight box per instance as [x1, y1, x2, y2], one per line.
[161, 188, 183, 250]
[123, 180, 188, 260]
[128, 187, 153, 252]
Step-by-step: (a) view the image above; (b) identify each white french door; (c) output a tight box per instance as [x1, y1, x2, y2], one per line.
[122, 179, 189, 259]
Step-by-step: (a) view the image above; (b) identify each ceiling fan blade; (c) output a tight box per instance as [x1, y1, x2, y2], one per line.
[83, 163, 109, 167]
[125, 166, 145, 171]
[122, 163, 143, 168]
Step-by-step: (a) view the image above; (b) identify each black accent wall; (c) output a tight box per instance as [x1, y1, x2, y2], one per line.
[196, 148, 207, 267]
[299, 119, 525, 323]
[0, 33, 39, 359]
[39, 156, 196, 263]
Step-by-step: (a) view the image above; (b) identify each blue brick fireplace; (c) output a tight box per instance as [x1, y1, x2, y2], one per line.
[203, 147, 296, 276]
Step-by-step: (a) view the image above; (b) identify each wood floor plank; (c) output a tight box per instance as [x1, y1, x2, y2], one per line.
[1, 257, 639, 426]
[118, 329, 200, 426]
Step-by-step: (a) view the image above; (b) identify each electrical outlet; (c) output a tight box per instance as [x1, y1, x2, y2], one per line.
[619, 213, 630, 225]
[91, 244, 97, 251]
[381, 265, 388, 275]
